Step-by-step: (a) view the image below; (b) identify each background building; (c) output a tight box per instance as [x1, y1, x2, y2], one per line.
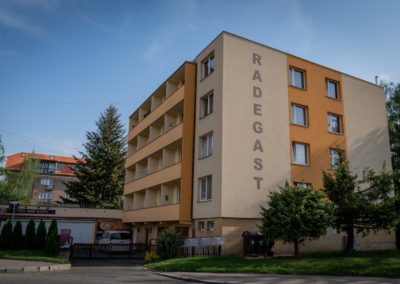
[123, 32, 394, 254]
[6, 152, 79, 205]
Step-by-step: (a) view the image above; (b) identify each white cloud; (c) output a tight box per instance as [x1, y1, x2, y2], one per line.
[377, 73, 392, 82]
[288, 0, 313, 53]
[0, 11, 43, 37]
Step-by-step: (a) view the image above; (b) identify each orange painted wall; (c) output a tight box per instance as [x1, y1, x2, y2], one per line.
[179, 62, 196, 224]
[287, 56, 347, 189]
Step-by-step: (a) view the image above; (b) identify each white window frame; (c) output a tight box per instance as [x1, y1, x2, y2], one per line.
[291, 104, 307, 126]
[38, 191, 52, 201]
[292, 142, 309, 165]
[201, 92, 214, 118]
[198, 221, 205, 231]
[328, 113, 342, 134]
[203, 53, 215, 79]
[289, 67, 305, 89]
[327, 80, 339, 99]
[40, 178, 53, 186]
[330, 148, 343, 167]
[294, 182, 312, 189]
[199, 175, 212, 202]
[207, 221, 214, 231]
[200, 132, 213, 158]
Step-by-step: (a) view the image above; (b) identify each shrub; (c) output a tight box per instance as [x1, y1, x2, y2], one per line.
[0, 220, 13, 250]
[144, 251, 160, 263]
[156, 227, 182, 260]
[47, 220, 58, 238]
[35, 220, 47, 250]
[12, 221, 24, 250]
[46, 229, 59, 257]
[25, 219, 36, 249]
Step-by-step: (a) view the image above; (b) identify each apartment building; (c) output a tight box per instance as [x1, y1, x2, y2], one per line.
[123, 32, 394, 254]
[6, 152, 79, 205]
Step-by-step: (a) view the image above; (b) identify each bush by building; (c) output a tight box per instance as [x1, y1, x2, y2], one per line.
[0, 220, 13, 250]
[35, 220, 47, 250]
[156, 227, 182, 260]
[12, 221, 24, 249]
[25, 219, 36, 249]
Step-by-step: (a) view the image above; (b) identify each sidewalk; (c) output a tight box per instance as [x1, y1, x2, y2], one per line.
[154, 271, 400, 284]
[0, 259, 71, 273]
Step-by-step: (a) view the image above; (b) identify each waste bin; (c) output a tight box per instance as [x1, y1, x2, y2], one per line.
[241, 231, 274, 257]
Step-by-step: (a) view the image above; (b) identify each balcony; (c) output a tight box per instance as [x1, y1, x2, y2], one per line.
[125, 123, 183, 169]
[124, 162, 181, 195]
[128, 85, 184, 143]
[123, 203, 179, 223]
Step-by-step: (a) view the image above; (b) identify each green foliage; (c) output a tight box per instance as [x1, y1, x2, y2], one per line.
[0, 137, 38, 204]
[47, 220, 58, 238]
[12, 221, 24, 250]
[25, 220, 36, 250]
[35, 220, 47, 250]
[145, 251, 161, 263]
[63, 105, 126, 208]
[46, 230, 59, 257]
[0, 220, 13, 250]
[156, 227, 182, 260]
[259, 184, 332, 257]
[323, 160, 397, 253]
[0, 250, 69, 264]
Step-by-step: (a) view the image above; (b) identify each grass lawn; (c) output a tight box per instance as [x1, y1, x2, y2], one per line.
[146, 250, 400, 278]
[0, 250, 70, 264]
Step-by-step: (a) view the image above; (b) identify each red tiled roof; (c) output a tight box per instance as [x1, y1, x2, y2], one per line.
[5, 152, 81, 176]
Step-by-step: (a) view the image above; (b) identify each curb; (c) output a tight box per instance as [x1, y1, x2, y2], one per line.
[0, 263, 71, 273]
[151, 271, 239, 284]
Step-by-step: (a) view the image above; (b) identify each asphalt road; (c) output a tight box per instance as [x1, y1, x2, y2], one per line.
[0, 265, 187, 284]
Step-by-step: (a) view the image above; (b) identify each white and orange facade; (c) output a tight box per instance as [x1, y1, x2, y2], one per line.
[123, 32, 394, 254]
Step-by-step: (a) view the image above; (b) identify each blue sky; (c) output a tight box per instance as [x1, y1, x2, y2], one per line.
[1, 0, 399, 158]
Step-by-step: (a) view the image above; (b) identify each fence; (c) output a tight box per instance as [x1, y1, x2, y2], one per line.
[70, 243, 146, 261]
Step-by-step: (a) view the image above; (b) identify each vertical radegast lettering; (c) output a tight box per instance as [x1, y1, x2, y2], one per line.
[251, 52, 264, 190]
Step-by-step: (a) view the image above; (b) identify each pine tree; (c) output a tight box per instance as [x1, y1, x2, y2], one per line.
[35, 220, 47, 250]
[47, 220, 58, 238]
[13, 221, 24, 250]
[63, 105, 126, 208]
[323, 159, 397, 253]
[47, 230, 59, 257]
[0, 220, 13, 250]
[25, 219, 36, 250]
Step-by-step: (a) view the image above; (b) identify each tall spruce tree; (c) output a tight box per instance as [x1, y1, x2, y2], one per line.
[323, 158, 397, 253]
[382, 81, 400, 249]
[63, 105, 126, 208]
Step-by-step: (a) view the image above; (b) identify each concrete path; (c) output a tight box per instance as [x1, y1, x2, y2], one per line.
[156, 271, 400, 284]
[0, 259, 70, 272]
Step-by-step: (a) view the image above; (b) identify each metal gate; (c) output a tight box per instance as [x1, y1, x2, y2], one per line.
[70, 243, 146, 262]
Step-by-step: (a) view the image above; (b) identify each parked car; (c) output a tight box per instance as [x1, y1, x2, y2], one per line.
[98, 231, 131, 252]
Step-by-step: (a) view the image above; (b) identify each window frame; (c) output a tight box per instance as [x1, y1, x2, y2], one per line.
[330, 148, 344, 168]
[199, 175, 212, 202]
[291, 104, 308, 127]
[289, 66, 306, 89]
[198, 221, 205, 231]
[199, 132, 213, 159]
[202, 52, 215, 79]
[207, 221, 214, 231]
[294, 181, 312, 189]
[327, 113, 342, 134]
[200, 91, 214, 118]
[326, 79, 340, 100]
[292, 142, 310, 165]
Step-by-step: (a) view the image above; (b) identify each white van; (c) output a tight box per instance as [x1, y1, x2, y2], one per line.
[98, 231, 131, 245]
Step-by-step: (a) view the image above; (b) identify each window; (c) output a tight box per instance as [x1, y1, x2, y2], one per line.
[57, 162, 64, 171]
[294, 182, 312, 189]
[198, 221, 205, 231]
[199, 175, 212, 201]
[327, 80, 339, 99]
[207, 221, 214, 231]
[291, 104, 307, 126]
[289, 67, 305, 89]
[328, 114, 342, 134]
[201, 92, 214, 118]
[292, 142, 309, 165]
[38, 191, 52, 201]
[200, 133, 213, 158]
[40, 178, 53, 186]
[40, 162, 56, 174]
[203, 53, 215, 78]
[330, 148, 344, 167]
